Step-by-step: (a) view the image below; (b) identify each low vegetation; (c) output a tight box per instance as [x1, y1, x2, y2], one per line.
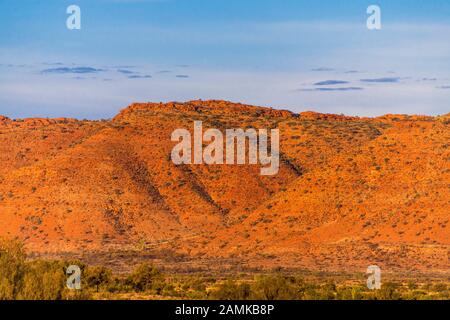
[0, 240, 448, 300]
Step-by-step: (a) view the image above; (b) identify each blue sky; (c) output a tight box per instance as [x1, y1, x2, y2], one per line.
[1, 0, 449, 118]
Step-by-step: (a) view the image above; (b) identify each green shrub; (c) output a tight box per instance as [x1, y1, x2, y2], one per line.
[126, 263, 164, 293]
[0, 239, 88, 300]
[209, 280, 251, 300]
[376, 282, 400, 300]
[0, 239, 27, 299]
[17, 260, 66, 300]
[250, 274, 299, 300]
[84, 266, 112, 292]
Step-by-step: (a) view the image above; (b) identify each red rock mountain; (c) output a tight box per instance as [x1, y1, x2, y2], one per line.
[0, 100, 448, 274]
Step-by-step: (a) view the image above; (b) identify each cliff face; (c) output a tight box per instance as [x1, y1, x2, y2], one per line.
[0, 100, 448, 273]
